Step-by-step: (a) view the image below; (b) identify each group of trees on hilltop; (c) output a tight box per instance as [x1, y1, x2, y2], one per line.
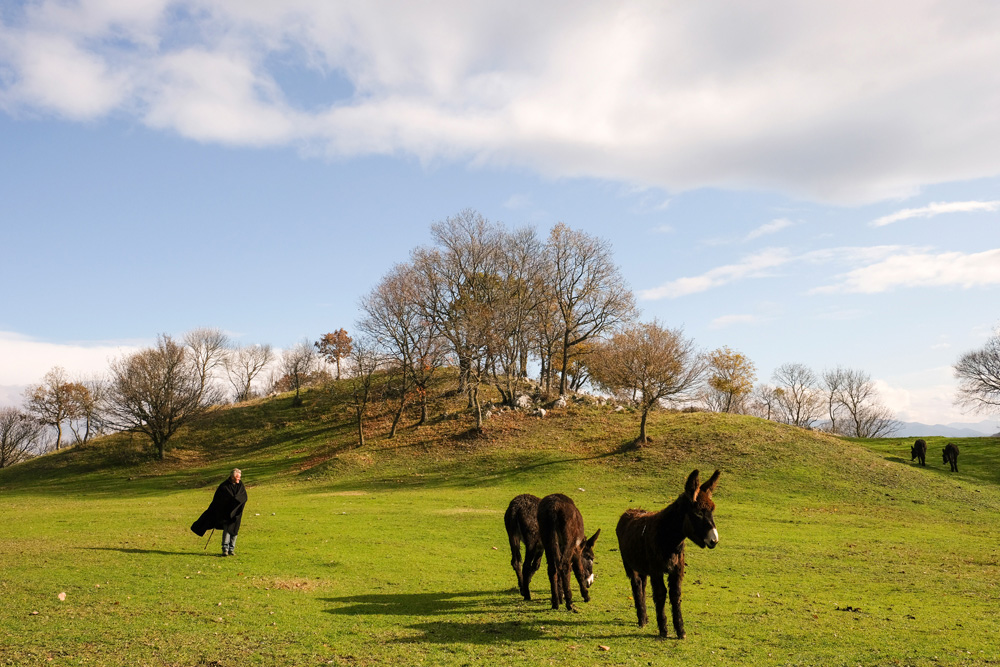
[356, 209, 637, 432]
[5, 208, 999, 466]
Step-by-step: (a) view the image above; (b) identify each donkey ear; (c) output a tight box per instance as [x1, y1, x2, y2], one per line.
[700, 469, 721, 496]
[685, 469, 701, 500]
[587, 528, 601, 547]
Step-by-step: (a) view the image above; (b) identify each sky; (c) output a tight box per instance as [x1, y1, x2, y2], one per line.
[1, 0, 999, 427]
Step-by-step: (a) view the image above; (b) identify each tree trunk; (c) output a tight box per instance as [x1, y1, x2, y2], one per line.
[558, 331, 571, 395]
[356, 406, 365, 447]
[472, 385, 483, 432]
[638, 408, 649, 444]
[389, 379, 408, 439]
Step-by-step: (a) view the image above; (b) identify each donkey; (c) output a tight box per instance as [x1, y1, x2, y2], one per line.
[911, 439, 927, 466]
[504, 494, 543, 600]
[537, 493, 600, 611]
[943, 442, 959, 472]
[616, 469, 721, 639]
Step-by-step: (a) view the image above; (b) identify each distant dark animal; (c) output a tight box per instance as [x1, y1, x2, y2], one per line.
[910, 439, 927, 466]
[616, 469, 721, 639]
[504, 494, 543, 600]
[537, 493, 600, 611]
[943, 443, 959, 472]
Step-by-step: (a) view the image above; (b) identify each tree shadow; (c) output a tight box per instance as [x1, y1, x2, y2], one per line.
[321, 590, 504, 617]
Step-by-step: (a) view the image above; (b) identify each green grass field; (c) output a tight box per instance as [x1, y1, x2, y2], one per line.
[2, 387, 999, 666]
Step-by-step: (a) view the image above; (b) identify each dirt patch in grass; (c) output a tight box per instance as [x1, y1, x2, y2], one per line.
[265, 578, 323, 592]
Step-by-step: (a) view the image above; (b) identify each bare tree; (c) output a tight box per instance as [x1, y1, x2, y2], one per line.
[315, 329, 353, 380]
[589, 321, 705, 444]
[348, 338, 382, 447]
[821, 366, 848, 434]
[835, 368, 900, 438]
[24, 367, 80, 451]
[279, 341, 318, 407]
[0, 407, 42, 468]
[67, 376, 107, 445]
[547, 223, 637, 395]
[771, 363, 822, 428]
[224, 344, 274, 402]
[748, 383, 781, 421]
[104, 335, 209, 459]
[184, 327, 229, 404]
[955, 329, 1000, 414]
[359, 262, 446, 435]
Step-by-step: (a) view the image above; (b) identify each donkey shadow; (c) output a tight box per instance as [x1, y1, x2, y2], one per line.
[321, 590, 603, 645]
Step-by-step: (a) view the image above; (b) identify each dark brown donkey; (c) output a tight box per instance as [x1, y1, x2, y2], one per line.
[943, 442, 960, 472]
[911, 439, 927, 466]
[616, 469, 721, 639]
[504, 494, 543, 600]
[537, 493, 600, 611]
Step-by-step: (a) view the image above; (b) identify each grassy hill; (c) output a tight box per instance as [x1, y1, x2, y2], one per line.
[2, 381, 999, 666]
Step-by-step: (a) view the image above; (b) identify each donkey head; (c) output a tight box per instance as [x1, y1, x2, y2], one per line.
[682, 469, 721, 549]
[580, 529, 601, 587]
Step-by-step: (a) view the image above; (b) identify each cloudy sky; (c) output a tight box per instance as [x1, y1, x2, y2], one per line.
[1, 0, 998, 426]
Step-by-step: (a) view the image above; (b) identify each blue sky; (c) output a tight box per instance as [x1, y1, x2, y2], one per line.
[1, 1, 999, 426]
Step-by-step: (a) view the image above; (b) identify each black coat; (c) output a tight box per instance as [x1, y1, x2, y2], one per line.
[191, 479, 248, 536]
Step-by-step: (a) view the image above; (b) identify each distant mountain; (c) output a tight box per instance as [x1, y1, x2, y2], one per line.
[895, 420, 998, 438]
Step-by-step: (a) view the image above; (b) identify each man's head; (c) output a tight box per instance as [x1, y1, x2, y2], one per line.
[231, 468, 242, 483]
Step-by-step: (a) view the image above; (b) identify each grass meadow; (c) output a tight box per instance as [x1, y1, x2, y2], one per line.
[2, 387, 999, 666]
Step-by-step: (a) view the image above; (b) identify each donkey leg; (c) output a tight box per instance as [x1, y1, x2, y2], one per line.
[509, 535, 524, 592]
[668, 569, 685, 639]
[560, 562, 576, 611]
[650, 574, 669, 638]
[547, 558, 561, 609]
[522, 546, 542, 600]
[628, 573, 648, 627]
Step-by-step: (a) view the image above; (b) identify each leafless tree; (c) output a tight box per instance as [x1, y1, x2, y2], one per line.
[747, 383, 781, 421]
[771, 363, 822, 428]
[279, 340, 318, 407]
[224, 344, 274, 402]
[359, 262, 446, 434]
[104, 335, 210, 459]
[821, 366, 848, 434]
[24, 366, 80, 450]
[348, 338, 382, 447]
[589, 321, 706, 444]
[184, 327, 229, 404]
[547, 223, 637, 395]
[955, 329, 1000, 415]
[0, 407, 42, 468]
[67, 376, 107, 445]
[834, 368, 900, 438]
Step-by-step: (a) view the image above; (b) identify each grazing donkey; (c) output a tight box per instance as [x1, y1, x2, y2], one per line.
[504, 493, 543, 600]
[911, 439, 927, 466]
[537, 493, 600, 611]
[943, 442, 960, 472]
[616, 469, 721, 639]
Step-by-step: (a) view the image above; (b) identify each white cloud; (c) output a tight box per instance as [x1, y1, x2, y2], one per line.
[871, 200, 1000, 227]
[746, 218, 794, 240]
[0, 332, 142, 400]
[651, 224, 675, 234]
[814, 248, 1000, 294]
[639, 248, 791, 299]
[3, 2, 1000, 202]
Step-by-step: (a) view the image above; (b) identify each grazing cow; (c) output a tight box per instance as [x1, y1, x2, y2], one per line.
[616, 469, 721, 639]
[910, 439, 927, 466]
[504, 493, 543, 600]
[537, 493, 600, 611]
[943, 443, 960, 472]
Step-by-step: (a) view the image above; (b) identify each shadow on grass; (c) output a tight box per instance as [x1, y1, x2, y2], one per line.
[322, 590, 607, 645]
[82, 546, 215, 557]
[322, 590, 504, 617]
